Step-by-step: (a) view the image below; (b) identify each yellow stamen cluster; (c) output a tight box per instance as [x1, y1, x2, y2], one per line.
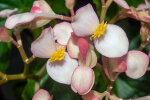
[49, 46, 66, 62]
[91, 21, 107, 38]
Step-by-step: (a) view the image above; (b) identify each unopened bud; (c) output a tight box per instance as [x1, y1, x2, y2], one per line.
[0, 27, 13, 42]
[65, 0, 75, 10]
[30, 0, 55, 14]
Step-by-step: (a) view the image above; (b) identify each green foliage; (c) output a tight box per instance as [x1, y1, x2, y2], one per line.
[22, 79, 35, 100]
[40, 72, 82, 100]
[0, 42, 11, 72]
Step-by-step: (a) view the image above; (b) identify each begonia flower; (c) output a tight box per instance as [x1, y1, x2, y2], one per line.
[102, 50, 149, 80]
[31, 27, 78, 84]
[32, 89, 53, 100]
[71, 4, 129, 58]
[5, 0, 57, 29]
[0, 8, 18, 18]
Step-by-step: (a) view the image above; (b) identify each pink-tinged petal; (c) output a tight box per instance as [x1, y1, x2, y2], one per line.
[0, 27, 13, 42]
[133, 96, 150, 100]
[31, 0, 55, 14]
[113, 0, 130, 10]
[138, 4, 146, 8]
[94, 24, 129, 58]
[82, 90, 100, 100]
[67, 36, 79, 58]
[46, 53, 78, 84]
[145, 0, 150, 6]
[78, 50, 92, 67]
[71, 66, 95, 95]
[89, 50, 97, 68]
[0, 8, 18, 18]
[65, 0, 75, 9]
[71, 84, 77, 93]
[78, 38, 90, 63]
[109, 58, 127, 73]
[71, 4, 99, 37]
[32, 89, 52, 100]
[30, 0, 55, 28]
[5, 13, 58, 29]
[79, 50, 97, 68]
[5, 13, 36, 29]
[53, 22, 72, 45]
[125, 50, 149, 79]
[31, 27, 56, 58]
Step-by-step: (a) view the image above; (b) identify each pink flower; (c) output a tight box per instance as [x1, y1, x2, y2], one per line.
[5, 0, 56, 29]
[71, 4, 129, 58]
[102, 50, 149, 80]
[31, 26, 78, 85]
[32, 89, 53, 100]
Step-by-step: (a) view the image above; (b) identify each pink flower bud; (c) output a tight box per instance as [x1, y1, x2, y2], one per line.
[30, 0, 55, 14]
[0, 27, 13, 42]
[65, 0, 75, 9]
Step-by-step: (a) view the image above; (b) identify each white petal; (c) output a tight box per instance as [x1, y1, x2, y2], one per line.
[125, 50, 149, 79]
[32, 89, 52, 100]
[0, 8, 18, 18]
[46, 53, 78, 84]
[53, 22, 72, 45]
[31, 27, 56, 58]
[5, 13, 36, 29]
[71, 66, 95, 95]
[67, 36, 79, 58]
[94, 24, 129, 58]
[113, 0, 130, 9]
[71, 4, 99, 37]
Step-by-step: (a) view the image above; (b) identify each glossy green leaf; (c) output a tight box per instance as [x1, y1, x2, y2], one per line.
[40, 72, 82, 100]
[22, 79, 35, 100]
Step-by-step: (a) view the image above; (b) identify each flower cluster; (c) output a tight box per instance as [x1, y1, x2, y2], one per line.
[0, 0, 149, 100]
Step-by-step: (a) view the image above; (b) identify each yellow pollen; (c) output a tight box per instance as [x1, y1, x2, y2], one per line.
[91, 20, 107, 38]
[49, 46, 66, 62]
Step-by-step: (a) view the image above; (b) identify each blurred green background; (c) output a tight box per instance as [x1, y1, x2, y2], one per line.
[0, 0, 150, 100]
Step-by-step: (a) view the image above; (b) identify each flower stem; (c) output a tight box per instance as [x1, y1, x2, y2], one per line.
[100, 0, 113, 22]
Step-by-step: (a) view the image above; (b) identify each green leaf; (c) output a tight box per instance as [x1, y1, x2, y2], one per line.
[125, 0, 145, 7]
[48, 0, 69, 14]
[0, 42, 11, 72]
[40, 72, 82, 100]
[22, 79, 35, 100]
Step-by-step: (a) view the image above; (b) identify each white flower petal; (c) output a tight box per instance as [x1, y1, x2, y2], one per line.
[71, 66, 95, 95]
[71, 4, 99, 37]
[125, 50, 149, 79]
[5, 13, 36, 29]
[46, 53, 78, 84]
[31, 27, 56, 58]
[53, 22, 72, 45]
[0, 8, 18, 18]
[94, 24, 129, 58]
[67, 36, 79, 58]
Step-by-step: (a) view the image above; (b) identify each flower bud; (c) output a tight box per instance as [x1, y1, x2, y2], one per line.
[65, 0, 75, 9]
[30, 0, 55, 14]
[0, 27, 13, 42]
